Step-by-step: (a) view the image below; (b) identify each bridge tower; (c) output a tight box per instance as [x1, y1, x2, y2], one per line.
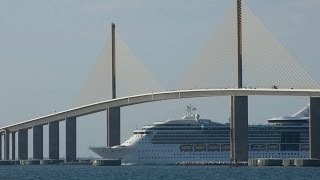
[107, 23, 121, 147]
[309, 97, 320, 159]
[230, 0, 248, 164]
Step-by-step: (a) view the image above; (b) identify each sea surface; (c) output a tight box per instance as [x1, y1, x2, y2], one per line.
[0, 165, 319, 180]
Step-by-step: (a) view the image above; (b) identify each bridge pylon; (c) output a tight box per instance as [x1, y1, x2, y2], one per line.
[230, 0, 249, 164]
[107, 23, 121, 147]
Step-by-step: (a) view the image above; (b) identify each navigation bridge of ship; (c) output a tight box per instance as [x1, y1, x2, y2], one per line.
[1, 1, 320, 163]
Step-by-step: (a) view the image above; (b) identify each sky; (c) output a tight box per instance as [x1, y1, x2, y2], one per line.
[1, 0, 320, 158]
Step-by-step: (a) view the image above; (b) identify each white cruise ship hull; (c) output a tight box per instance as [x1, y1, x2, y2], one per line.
[90, 145, 310, 165]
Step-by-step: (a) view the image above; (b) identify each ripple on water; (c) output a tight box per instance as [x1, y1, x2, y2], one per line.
[0, 165, 319, 180]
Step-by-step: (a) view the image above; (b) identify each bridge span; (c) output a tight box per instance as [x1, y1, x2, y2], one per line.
[2, 88, 320, 132]
[1, 90, 320, 162]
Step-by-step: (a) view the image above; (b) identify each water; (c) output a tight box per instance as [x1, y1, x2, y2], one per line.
[0, 165, 319, 180]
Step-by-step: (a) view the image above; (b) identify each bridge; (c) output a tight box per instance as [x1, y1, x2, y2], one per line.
[2, 88, 320, 132]
[1, 0, 320, 163]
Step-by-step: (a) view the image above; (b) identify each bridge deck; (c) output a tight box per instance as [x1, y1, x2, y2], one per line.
[1, 88, 320, 132]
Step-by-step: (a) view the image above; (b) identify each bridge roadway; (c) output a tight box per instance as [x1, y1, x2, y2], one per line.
[1, 88, 320, 132]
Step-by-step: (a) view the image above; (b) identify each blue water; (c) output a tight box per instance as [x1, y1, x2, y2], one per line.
[0, 165, 319, 180]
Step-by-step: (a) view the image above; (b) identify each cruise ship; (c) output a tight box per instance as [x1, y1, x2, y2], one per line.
[89, 105, 310, 165]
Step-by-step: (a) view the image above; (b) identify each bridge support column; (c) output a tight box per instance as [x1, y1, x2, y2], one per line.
[33, 125, 43, 159]
[18, 129, 28, 160]
[0, 134, 2, 160]
[230, 96, 248, 162]
[4, 131, 10, 160]
[310, 97, 320, 159]
[66, 117, 76, 162]
[49, 122, 59, 160]
[107, 107, 120, 147]
[11, 132, 16, 160]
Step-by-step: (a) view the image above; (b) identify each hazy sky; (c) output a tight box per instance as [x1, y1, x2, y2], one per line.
[1, 0, 320, 157]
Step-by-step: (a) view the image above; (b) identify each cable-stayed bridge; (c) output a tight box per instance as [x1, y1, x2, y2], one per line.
[1, 1, 320, 163]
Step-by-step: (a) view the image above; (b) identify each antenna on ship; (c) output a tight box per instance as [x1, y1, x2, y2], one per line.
[185, 104, 196, 117]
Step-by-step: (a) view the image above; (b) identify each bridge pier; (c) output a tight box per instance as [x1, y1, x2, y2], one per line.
[33, 125, 43, 160]
[18, 129, 28, 160]
[4, 131, 10, 160]
[0, 134, 2, 160]
[107, 107, 120, 147]
[66, 117, 76, 162]
[310, 97, 320, 159]
[49, 121, 59, 160]
[230, 96, 248, 162]
[11, 131, 16, 160]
